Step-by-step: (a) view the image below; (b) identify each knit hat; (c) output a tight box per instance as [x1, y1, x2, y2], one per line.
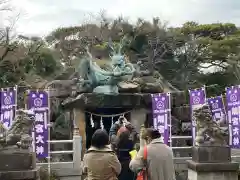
[117, 126, 128, 136]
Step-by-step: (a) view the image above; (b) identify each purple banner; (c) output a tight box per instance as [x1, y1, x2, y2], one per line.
[207, 96, 226, 123]
[189, 87, 206, 144]
[0, 87, 17, 129]
[151, 93, 171, 145]
[226, 86, 240, 148]
[27, 90, 49, 158]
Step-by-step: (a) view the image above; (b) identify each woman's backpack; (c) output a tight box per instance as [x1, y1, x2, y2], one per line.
[136, 146, 148, 180]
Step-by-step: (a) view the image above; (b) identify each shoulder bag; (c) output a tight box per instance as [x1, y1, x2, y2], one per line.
[136, 146, 148, 180]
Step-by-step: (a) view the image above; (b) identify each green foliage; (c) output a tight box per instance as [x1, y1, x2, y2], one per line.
[1, 14, 240, 94]
[0, 33, 63, 87]
[34, 52, 59, 76]
[164, 22, 240, 89]
[180, 22, 237, 39]
[124, 20, 240, 90]
[129, 34, 148, 53]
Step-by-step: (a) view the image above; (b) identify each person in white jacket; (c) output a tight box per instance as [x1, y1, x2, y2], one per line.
[130, 128, 176, 180]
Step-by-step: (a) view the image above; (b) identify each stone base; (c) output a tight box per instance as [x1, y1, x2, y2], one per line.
[187, 160, 239, 172]
[0, 168, 40, 180]
[188, 169, 238, 180]
[0, 151, 36, 171]
[187, 160, 239, 180]
[192, 146, 231, 163]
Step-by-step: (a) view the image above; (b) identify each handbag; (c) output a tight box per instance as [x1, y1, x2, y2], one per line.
[136, 146, 148, 180]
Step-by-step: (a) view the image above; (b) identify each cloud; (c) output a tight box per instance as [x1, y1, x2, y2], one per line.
[7, 0, 240, 36]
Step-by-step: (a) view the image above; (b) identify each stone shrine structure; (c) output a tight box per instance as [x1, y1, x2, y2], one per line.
[0, 109, 40, 180]
[45, 38, 190, 167]
[187, 104, 239, 180]
[60, 40, 180, 156]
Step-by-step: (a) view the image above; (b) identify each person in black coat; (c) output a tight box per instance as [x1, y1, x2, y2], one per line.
[109, 117, 138, 146]
[116, 127, 135, 180]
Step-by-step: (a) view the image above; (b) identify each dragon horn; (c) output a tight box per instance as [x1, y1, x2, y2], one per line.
[119, 35, 128, 54]
[108, 38, 115, 53]
[118, 37, 124, 54]
[118, 43, 122, 54]
[85, 46, 93, 59]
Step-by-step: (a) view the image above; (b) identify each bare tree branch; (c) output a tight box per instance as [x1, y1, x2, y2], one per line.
[0, 27, 14, 61]
[0, 0, 11, 11]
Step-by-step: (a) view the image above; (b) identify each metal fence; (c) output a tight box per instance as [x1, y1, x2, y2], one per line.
[37, 134, 82, 179]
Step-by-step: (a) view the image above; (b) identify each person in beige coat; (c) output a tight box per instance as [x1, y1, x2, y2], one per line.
[129, 128, 176, 180]
[83, 129, 121, 180]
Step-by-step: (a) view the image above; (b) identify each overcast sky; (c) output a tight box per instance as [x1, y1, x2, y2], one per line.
[1, 0, 240, 36]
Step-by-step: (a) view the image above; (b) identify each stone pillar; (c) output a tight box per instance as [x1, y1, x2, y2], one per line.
[73, 134, 82, 169]
[73, 108, 86, 160]
[0, 151, 40, 180]
[130, 109, 146, 133]
[187, 146, 239, 180]
[131, 109, 147, 149]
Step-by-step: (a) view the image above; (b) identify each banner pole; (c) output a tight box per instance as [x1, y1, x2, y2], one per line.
[47, 87, 51, 177]
[168, 92, 172, 147]
[15, 85, 17, 108]
[13, 85, 18, 126]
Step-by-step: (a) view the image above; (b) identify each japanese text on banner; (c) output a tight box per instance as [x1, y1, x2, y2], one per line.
[207, 96, 226, 123]
[226, 86, 240, 148]
[27, 90, 49, 159]
[151, 93, 171, 145]
[189, 88, 206, 143]
[0, 89, 17, 129]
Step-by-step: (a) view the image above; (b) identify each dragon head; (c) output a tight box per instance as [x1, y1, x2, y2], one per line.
[111, 54, 125, 68]
[108, 37, 127, 69]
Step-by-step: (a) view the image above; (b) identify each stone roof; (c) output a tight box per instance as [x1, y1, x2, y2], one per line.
[62, 93, 152, 110]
